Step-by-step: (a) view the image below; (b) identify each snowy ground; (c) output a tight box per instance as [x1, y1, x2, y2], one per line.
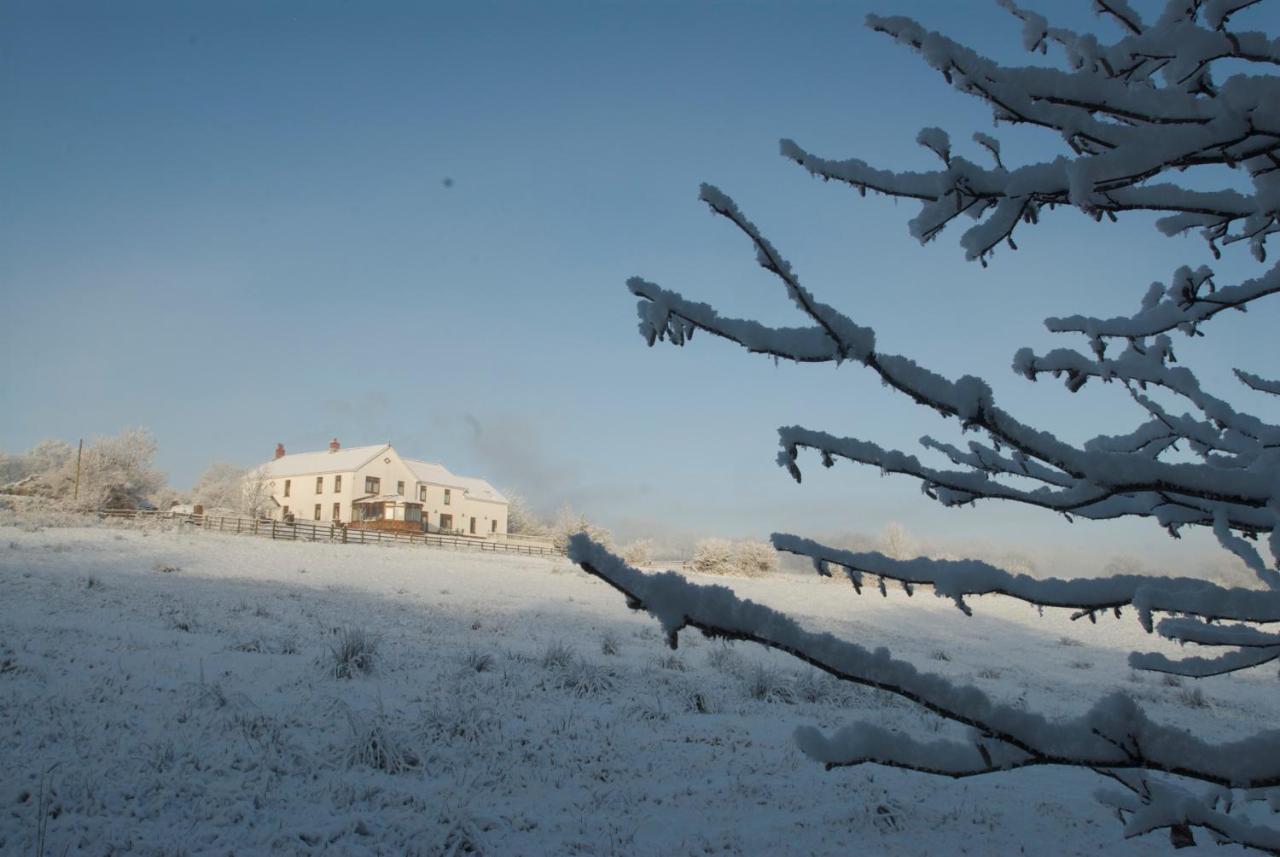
[1, 519, 1273, 855]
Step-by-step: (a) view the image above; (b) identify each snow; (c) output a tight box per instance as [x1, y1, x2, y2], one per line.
[4, 521, 1275, 855]
[260, 444, 391, 479]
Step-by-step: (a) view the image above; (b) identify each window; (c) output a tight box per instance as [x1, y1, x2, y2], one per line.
[334, 475, 342, 492]
[332, 502, 340, 521]
[283, 479, 291, 498]
[419, 485, 427, 502]
[314, 504, 321, 520]
[282, 505, 289, 518]
[406, 504, 422, 523]
[439, 513, 453, 531]
[491, 520, 497, 534]
[316, 476, 324, 494]
[443, 489, 451, 506]
[365, 476, 380, 494]
[397, 480, 405, 496]
[469, 517, 476, 535]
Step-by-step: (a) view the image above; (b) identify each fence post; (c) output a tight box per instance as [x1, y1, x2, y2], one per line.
[271, 521, 277, 540]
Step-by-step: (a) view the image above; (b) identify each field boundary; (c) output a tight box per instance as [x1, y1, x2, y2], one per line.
[98, 508, 565, 557]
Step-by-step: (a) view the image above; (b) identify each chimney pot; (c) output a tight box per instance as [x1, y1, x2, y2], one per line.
[329, 438, 340, 453]
[274, 443, 286, 460]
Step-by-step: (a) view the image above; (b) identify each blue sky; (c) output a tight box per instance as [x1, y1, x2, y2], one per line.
[3, 1, 1277, 568]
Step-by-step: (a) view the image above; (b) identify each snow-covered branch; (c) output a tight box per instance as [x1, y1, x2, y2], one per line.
[614, 2, 1280, 849]
[567, 536, 1280, 792]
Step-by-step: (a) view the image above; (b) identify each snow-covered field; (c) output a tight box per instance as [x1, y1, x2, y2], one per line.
[1, 520, 1273, 855]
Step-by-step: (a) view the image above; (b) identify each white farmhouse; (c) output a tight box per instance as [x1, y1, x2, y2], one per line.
[257, 440, 508, 537]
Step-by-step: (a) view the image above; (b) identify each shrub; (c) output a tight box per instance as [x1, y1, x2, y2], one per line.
[732, 540, 778, 577]
[691, 538, 734, 575]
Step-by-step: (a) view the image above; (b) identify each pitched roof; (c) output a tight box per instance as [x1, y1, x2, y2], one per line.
[451, 475, 507, 504]
[405, 458, 506, 503]
[259, 443, 389, 479]
[404, 458, 469, 490]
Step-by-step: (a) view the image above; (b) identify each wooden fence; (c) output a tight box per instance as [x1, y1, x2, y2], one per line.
[98, 509, 564, 557]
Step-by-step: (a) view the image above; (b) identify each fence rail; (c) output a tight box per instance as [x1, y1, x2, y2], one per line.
[98, 509, 565, 557]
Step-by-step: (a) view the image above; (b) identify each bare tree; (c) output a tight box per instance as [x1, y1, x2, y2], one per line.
[570, 2, 1280, 851]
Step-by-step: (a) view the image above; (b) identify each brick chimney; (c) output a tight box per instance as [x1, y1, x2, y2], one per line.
[274, 443, 286, 460]
[329, 437, 341, 453]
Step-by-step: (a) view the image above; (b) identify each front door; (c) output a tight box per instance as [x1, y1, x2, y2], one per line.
[469, 517, 476, 535]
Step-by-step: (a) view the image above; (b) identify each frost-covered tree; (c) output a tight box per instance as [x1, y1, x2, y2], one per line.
[505, 489, 549, 536]
[0, 439, 76, 495]
[66, 429, 165, 510]
[192, 462, 273, 517]
[569, 3, 1280, 851]
[241, 465, 275, 519]
[193, 462, 250, 511]
[550, 504, 613, 553]
[620, 538, 656, 566]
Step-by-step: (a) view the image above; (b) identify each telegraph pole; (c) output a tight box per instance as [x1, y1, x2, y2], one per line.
[73, 439, 83, 502]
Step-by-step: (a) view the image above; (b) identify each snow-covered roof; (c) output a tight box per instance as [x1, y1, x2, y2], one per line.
[404, 458, 469, 490]
[259, 444, 389, 479]
[451, 475, 507, 504]
[404, 458, 506, 504]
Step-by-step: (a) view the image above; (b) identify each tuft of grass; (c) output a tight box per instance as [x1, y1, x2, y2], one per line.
[1177, 686, 1210, 709]
[153, 562, 180, 574]
[1058, 636, 1083, 647]
[928, 649, 951, 662]
[540, 640, 576, 671]
[1162, 674, 1184, 688]
[1068, 660, 1094, 670]
[679, 684, 721, 714]
[420, 699, 502, 744]
[743, 665, 794, 704]
[549, 658, 616, 698]
[599, 631, 621, 657]
[84, 575, 102, 589]
[345, 711, 419, 774]
[163, 607, 197, 633]
[328, 628, 380, 679]
[461, 648, 494, 673]
[706, 643, 740, 675]
[975, 668, 1003, 680]
[793, 670, 843, 704]
[624, 695, 669, 722]
[655, 654, 688, 672]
